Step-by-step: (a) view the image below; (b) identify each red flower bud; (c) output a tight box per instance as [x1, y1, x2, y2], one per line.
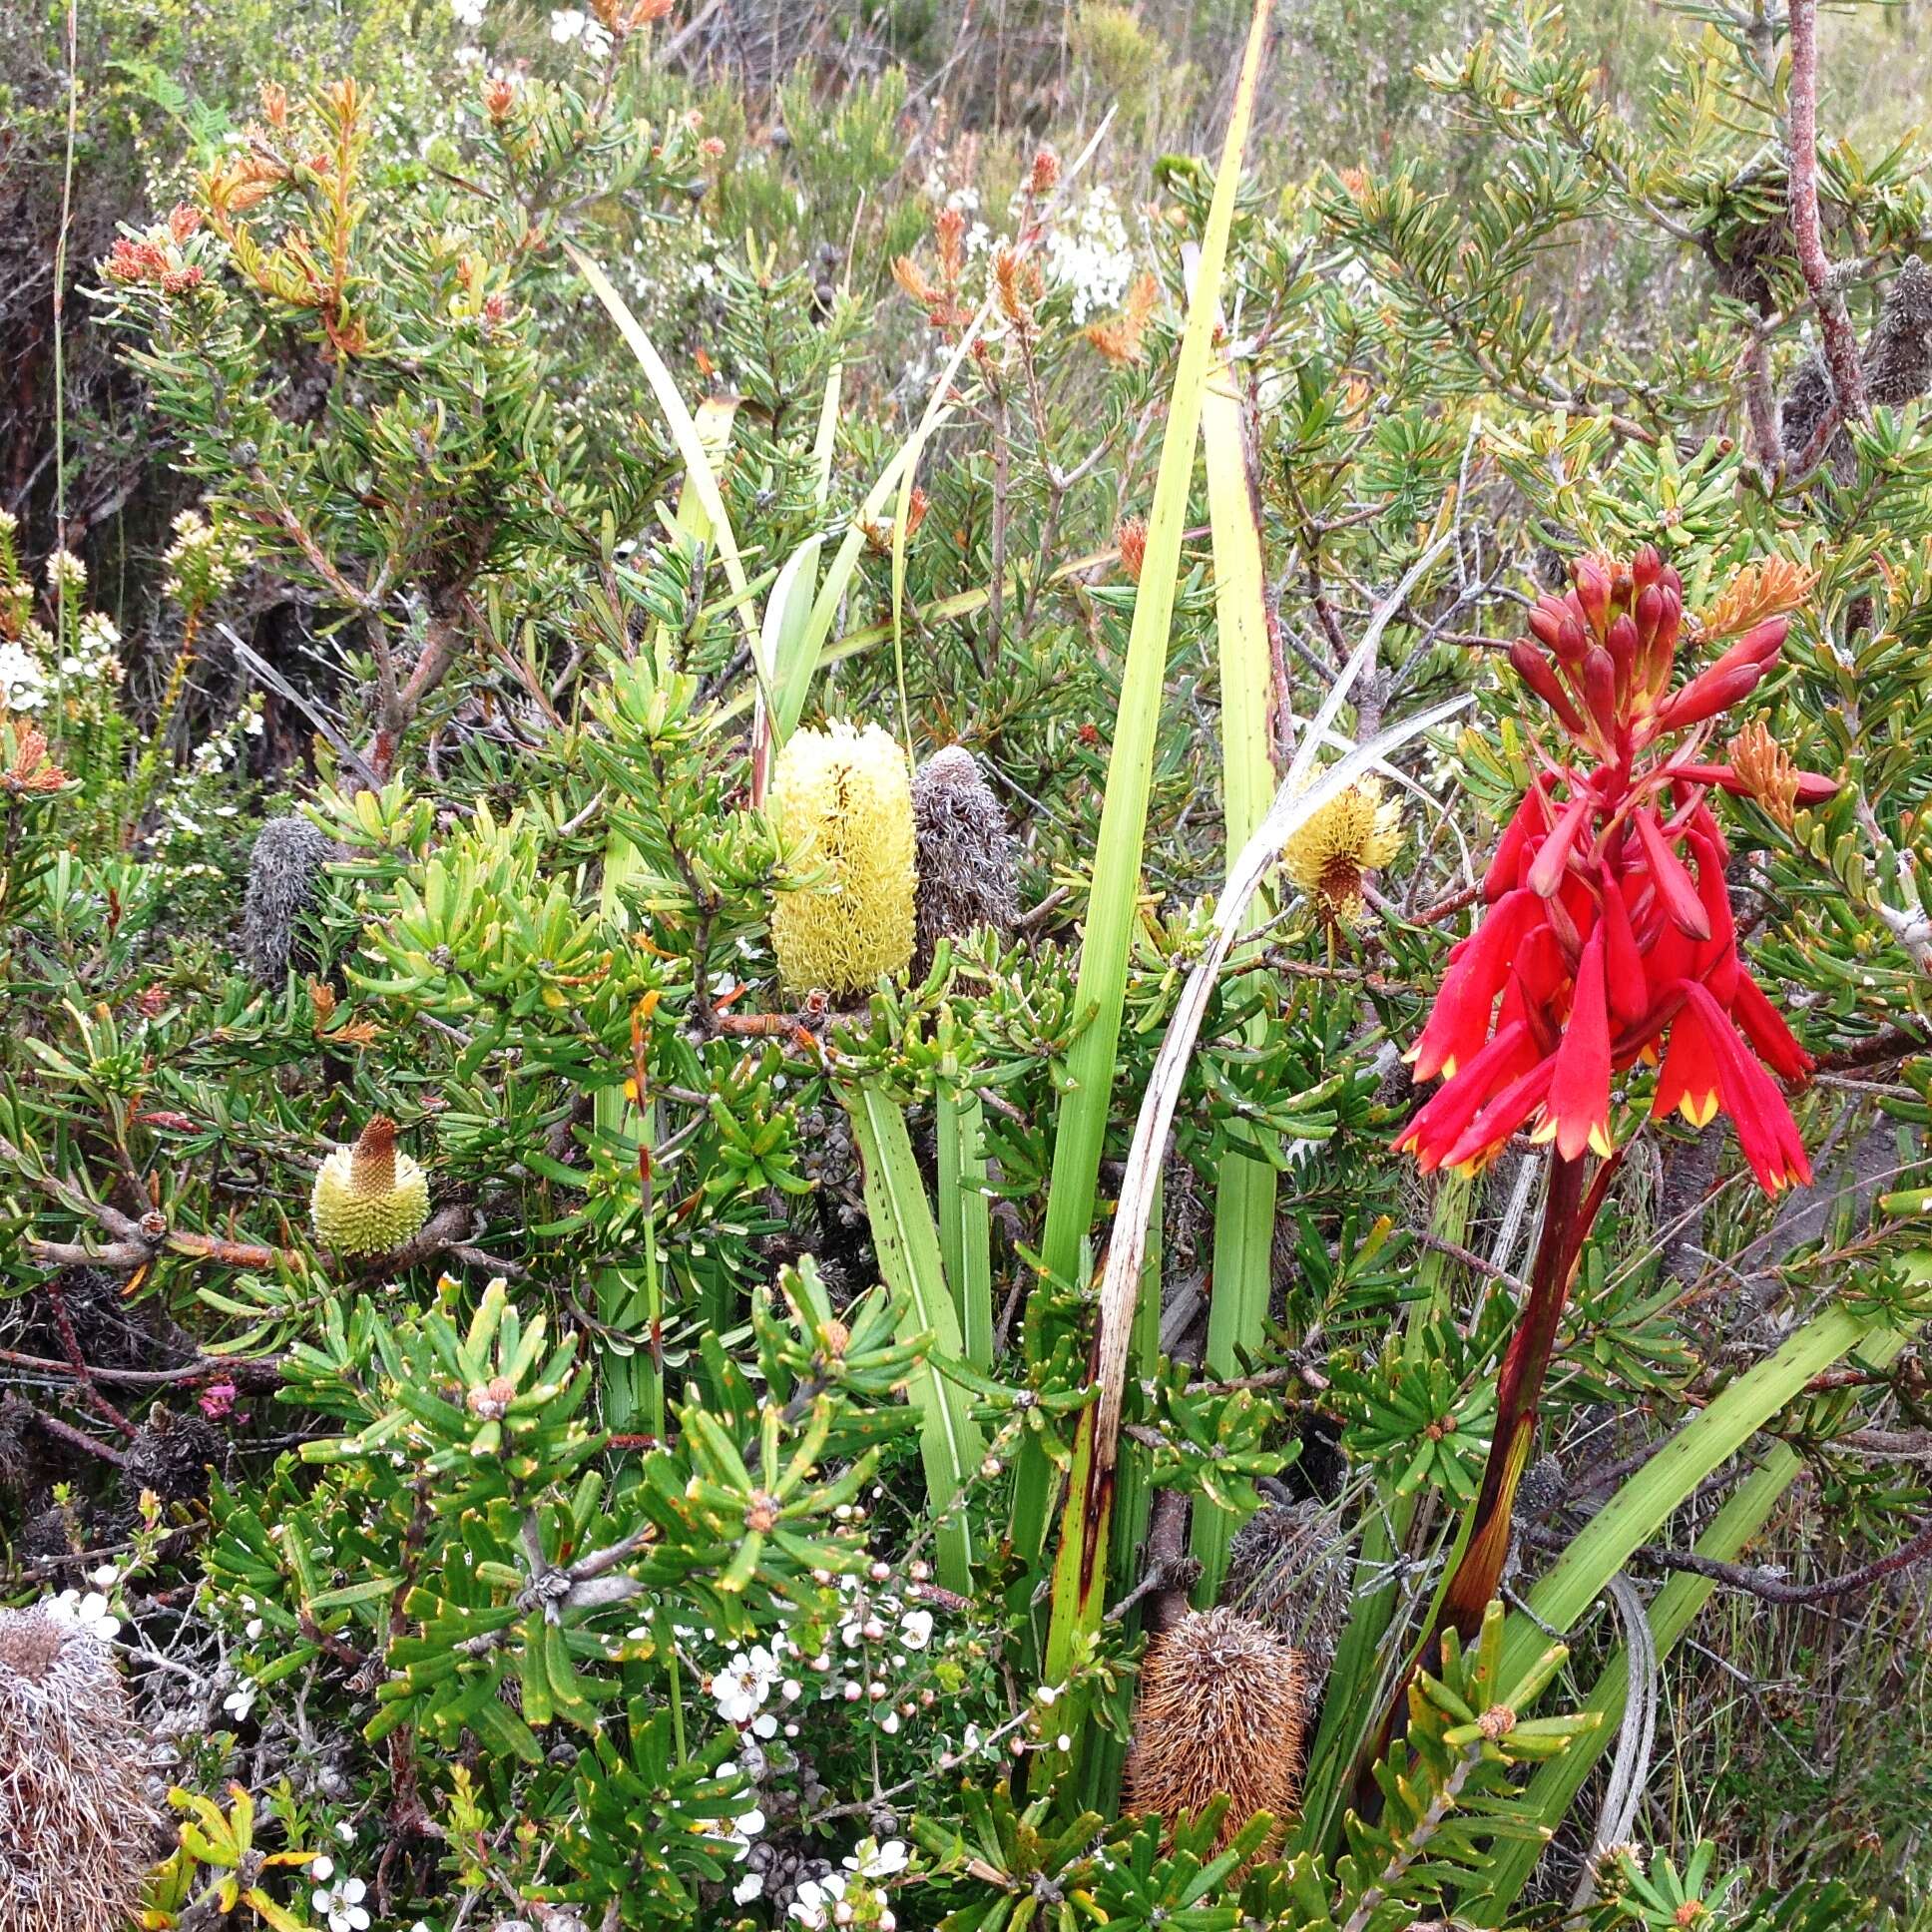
[1509, 640, 1589, 736]
[1655, 660, 1765, 730]
[1606, 613, 1640, 701]
[1633, 585, 1663, 649]
[1582, 646, 1620, 742]
[1527, 598, 1569, 649]
[1573, 557, 1611, 637]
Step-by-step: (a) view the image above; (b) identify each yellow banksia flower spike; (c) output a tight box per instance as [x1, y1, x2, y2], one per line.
[768, 721, 917, 998]
[1280, 774, 1403, 923]
[311, 1115, 430, 1256]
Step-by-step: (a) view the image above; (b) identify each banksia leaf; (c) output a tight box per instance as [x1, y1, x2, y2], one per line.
[311, 1115, 430, 1256]
[0, 1600, 158, 1932]
[768, 721, 917, 998]
[911, 745, 1019, 977]
[1124, 1607, 1305, 1853]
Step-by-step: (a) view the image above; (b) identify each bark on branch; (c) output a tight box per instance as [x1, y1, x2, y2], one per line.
[1786, 0, 1867, 427]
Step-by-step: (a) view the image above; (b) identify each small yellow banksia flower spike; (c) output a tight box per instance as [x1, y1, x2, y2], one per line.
[311, 1115, 430, 1256]
[1280, 774, 1403, 923]
[768, 721, 917, 998]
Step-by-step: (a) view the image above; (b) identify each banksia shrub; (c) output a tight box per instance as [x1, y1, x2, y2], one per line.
[0, 1601, 157, 1932]
[768, 721, 917, 998]
[310, 1115, 430, 1256]
[1124, 1607, 1305, 1853]
[911, 745, 1020, 976]
[240, 814, 336, 982]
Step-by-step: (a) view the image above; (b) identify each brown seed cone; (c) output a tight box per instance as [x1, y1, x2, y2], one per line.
[1224, 1499, 1352, 1693]
[911, 746, 1019, 978]
[1123, 1607, 1305, 1853]
[0, 1602, 159, 1932]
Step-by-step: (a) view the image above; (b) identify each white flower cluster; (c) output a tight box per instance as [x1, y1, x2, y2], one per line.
[162, 508, 247, 608]
[59, 609, 125, 701]
[549, 7, 613, 53]
[913, 174, 1140, 324]
[714, 1792, 770, 1904]
[1038, 184, 1135, 324]
[47, 1582, 121, 1644]
[450, 0, 486, 25]
[309, 1857, 369, 1932]
[0, 637, 47, 713]
[791, 1837, 909, 1929]
[700, 1551, 943, 1755]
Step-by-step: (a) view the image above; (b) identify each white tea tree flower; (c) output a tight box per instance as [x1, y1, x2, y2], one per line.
[49, 1588, 121, 1644]
[312, 1873, 370, 1932]
[843, 1838, 910, 1880]
[712, 1643, 780, 1724]
[789, 1872, 846, 1928]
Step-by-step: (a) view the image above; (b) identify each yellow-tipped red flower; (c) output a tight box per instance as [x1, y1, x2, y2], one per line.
[1397, 546, 1836, 1196]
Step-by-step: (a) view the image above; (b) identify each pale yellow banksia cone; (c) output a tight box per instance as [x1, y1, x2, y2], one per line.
[1281, 774, 1402, 923]
[769, 721, 917, 998]
[1124, 1607, 1305, 1855]
[311, 1115, 430, 1256]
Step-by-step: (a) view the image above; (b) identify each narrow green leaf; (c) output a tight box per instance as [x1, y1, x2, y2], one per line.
[936, 1085, 995, 1371]
[1192, 344, 1281, 1602]
[1505, 1299, 1887, 1664]
[1032, 0, 1276, 1354]
[563, 242, 760, 672]
[845, 1084, 985, 1594]
[1471, 1305, 1923, 1920]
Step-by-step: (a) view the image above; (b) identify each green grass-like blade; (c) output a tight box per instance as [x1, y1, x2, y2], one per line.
[1017, 0, 1277, 1592]
[846, 1084, 985, 1595]
[564, 241, 762, 677]
[1032, 0, 1274, 1348]
[936, 1085, 995, 1371]
[1504, 1300, 1885, 1664]
[1192, 335, 1281, 1601]
[1472, 1276, 1927, 1919]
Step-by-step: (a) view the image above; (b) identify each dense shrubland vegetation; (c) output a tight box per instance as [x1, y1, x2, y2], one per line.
[4, 0, 1932, 1926]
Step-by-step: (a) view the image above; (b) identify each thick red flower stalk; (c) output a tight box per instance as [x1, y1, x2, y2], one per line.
[1388, 544, 1834, 1679]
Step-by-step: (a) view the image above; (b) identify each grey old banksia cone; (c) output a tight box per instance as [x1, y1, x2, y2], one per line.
[0, 1598, 158, 1932]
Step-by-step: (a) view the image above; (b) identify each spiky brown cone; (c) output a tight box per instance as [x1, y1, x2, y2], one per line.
[0, 1602, 159, 1932]
[1123, 1607, 1305, 1853]
[1224, 1498, 1351, 1693]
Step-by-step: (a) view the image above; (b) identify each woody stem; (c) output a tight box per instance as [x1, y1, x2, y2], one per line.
[1362, 1149, 1620, 1808]
[1434, 1150, 1602, 1646]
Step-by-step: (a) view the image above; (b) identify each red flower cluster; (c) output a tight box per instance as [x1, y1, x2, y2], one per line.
[102, 206, 206, 295]
[1397, 547, 1836, 1194]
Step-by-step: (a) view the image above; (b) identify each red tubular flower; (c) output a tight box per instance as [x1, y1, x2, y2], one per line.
[1379, 546, 1836, 1723]
[1540, 924, 1614, 1160]
[1397, 546, 1837, 1193]
[1652, 982, 1811, 1192]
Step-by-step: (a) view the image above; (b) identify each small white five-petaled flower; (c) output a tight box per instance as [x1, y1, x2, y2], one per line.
[311, 1874, 370, 1932]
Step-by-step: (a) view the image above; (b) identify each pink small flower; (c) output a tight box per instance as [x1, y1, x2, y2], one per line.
[199, 1379, 238, 1420]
